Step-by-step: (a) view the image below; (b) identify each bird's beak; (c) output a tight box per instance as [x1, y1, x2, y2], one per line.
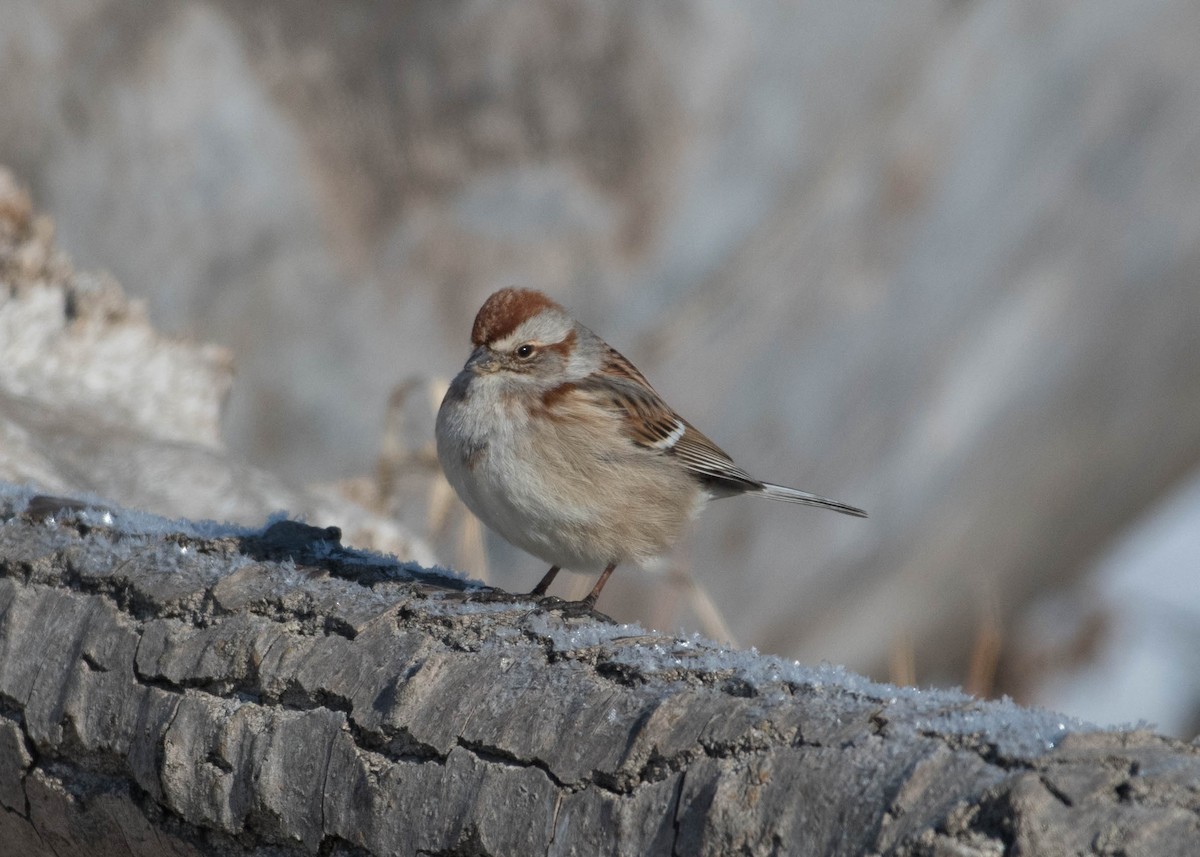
[465, 345, 499, 374]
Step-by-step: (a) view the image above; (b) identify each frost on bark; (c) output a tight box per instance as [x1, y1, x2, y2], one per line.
[0, 486, 1197, 857]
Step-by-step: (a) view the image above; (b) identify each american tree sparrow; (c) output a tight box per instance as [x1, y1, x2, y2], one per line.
[436, 288, 865, 608]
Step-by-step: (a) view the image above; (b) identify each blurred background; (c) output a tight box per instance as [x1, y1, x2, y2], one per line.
[2, 0, 1199, 737]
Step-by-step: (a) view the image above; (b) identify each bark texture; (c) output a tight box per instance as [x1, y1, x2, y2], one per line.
[0, 488, 1197, 856]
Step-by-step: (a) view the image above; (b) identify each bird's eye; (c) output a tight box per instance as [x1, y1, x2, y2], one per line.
[515, 343, 536, 359]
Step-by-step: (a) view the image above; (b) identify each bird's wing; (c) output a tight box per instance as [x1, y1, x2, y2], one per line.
[572, 350, 763, 494]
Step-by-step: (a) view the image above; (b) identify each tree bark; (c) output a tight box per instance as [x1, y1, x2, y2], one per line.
[0, 488, 1197, 857]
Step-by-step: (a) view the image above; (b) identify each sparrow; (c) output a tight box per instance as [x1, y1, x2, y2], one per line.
[435, 288, 865, 608]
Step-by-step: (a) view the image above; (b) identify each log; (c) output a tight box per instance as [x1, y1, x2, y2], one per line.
[0, 486, 1196, 856]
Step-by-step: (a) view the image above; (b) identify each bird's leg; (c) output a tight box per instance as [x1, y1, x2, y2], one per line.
[582, 563, 617, 608]
[535, 563, 617, 622]
[530, 565, 561, 597]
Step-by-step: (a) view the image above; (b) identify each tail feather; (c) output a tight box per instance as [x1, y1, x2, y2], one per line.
[758, 482, 867, 518]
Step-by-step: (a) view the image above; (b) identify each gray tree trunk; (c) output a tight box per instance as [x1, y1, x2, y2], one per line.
[0, 488, 1197, 857]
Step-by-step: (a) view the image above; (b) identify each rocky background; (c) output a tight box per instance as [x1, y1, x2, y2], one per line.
[2, 0, 1200, 736]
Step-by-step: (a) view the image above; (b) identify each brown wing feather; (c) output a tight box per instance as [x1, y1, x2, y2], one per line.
[553, 348, 865, 514]
[668, 421, 762, 493]
[574, 371, 682, 449]
[599, 346, 655, 387]
[573, 351, 762, 494]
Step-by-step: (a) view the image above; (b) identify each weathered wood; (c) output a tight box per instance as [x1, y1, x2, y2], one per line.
[0, 488, 1197, 856]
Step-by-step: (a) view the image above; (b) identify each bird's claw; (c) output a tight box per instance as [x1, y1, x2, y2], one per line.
[536, 596, 614, 623]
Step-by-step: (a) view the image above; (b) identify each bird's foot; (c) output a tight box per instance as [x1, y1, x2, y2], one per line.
[536, 595, 614, 623]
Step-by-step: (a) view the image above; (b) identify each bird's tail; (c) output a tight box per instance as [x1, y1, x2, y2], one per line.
[758, 482, 867, 518]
